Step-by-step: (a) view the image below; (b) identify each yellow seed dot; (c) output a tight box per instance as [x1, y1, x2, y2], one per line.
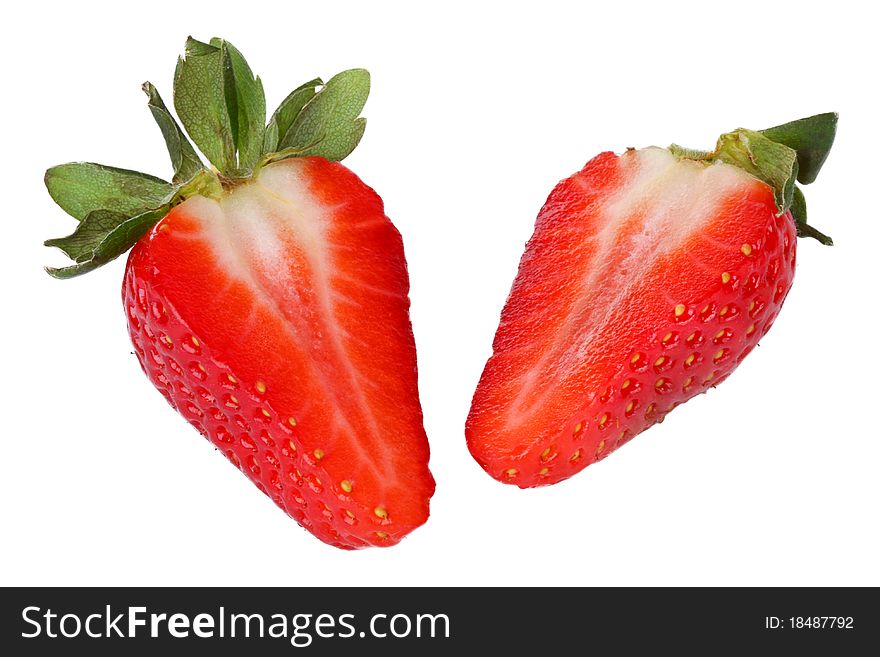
[685, 354, 696, 366]
[505, 468, 518, 478]
[539, 467, 550, 476]
[749, 300, 756, 312]
[227, 374, 237, 384]
[340, 480, 353, 493]
[569, 449, 582, 463]
[597, 439, 606, 453]
[261, 408, 271, 418]
[618, 431, 627, 443]
[684, 376, 694, 388]
[746, 324, 756, 335]
[229, 394, 239, 406]
[255, 380, 267, 394]
[705, 372, 715, 383]
[655, 379, 665, 389]
[197, 363, 207, 373]
[540, 447, 553, 461]
[630, 354, 641, 365]
[288, 417, 297, 427]
[714, 350, 725, 361]
[621, 379, 631, 390]
[573, 422, 583, 434]
[345, 510, 356, 519]
[687, 332, 698, 343]
[599, 413, 609, 427]
[190, 336, 200, 347]
[674, 304, 687, 317]
[715, 329, 726, 340]
[313, 449, 325, 460]
[701, 304, 710, 315]
[374, 506, 388, 519]
[162, 335, 173, 346]
[654, 356, 666, 367]
[741, 243, 753, 256]
[645, 403, 656, 416]
[288, 439, 297, 453]
[375, 531, 389, 540]
[662, 332, 673, 344]
[721, 272, 731, 284]
[625, 400, 635, 414]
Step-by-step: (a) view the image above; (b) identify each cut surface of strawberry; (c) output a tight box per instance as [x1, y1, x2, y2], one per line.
[125, 157, 432, 547]
[467, 116, 836, 488]
[45, 38, 433, 548]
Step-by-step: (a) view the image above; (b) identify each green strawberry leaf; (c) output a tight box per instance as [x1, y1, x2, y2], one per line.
[264, 78, 322, 153]
[44, 163, 174, 221]
[45, 209, 129, 262]
[45, 206, 169, 279]
[44, 39, 374, 281]
[280, 69, 369, 161]
[259, 144, 324, 167]
[790, 186, 833, 245]
[174, 37, 235, 173]
[670, 114, 837, 243]
[714, 129, 799, 215]
[143, 82, 204, 183]
[760, 113, 837, 185]
[213, 39, 266, 172]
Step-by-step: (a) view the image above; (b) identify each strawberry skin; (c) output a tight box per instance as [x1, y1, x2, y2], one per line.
[467, 146, 806, 488]
[123, 157, 434, 548]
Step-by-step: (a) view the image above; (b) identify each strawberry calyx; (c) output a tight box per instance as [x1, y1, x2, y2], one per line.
[669, 113, 837, 245]
[44, 37, 370, 278]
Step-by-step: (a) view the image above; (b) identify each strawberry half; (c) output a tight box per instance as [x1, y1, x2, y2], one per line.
[467, 115, 837, 488]
[44, 37, 434, 548]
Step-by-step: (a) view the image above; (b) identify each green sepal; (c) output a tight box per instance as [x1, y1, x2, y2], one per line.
[45, 209, 130, 262]
[279, 69, 370, 161]
[263, 78, 322, 153]
[760, 113, 837, 185]
[143, 82, 204, 183]
[45, 206, 170, 279]
[668, 113, 837, 244]
[45, 37, 372, 281]
[714, 129, 799, 215]
[213, 39, 266, 172]
[790, 186, 833, 245]
[259, 144, 318, 167]
[44, 163, 174, 221]
[174, 37, 235, 172]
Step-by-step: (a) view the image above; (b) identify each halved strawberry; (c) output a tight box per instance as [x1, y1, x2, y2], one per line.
[45, 38, 433, 548]
[467, 115, 836, 488]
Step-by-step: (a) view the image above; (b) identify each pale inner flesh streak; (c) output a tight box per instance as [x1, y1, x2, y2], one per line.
[181, 164, 394, 485]
[508, 148, 751, 428]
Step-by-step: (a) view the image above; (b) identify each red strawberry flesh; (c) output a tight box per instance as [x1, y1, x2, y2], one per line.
[124, 157, 434, 548]
[467, 148, 796, 487]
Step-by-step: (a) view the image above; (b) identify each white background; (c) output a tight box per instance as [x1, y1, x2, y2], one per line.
[2, 0, 877, 586]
